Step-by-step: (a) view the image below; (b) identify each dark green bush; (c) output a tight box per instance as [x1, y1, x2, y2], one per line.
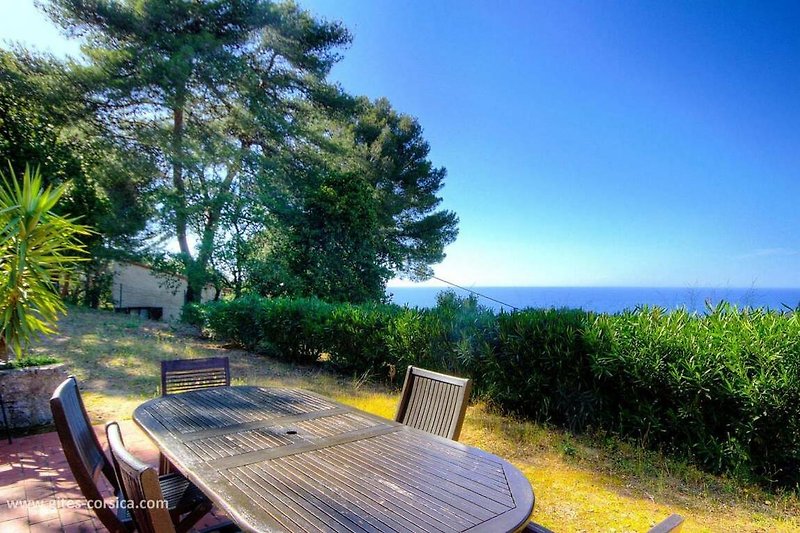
[254, 297, 333, 364]
[188, 294, 800, 487]
[181, 302, 207, 328]
[593, 305, 800, 485]
[417, 292, 497, 377]
[202, 295, 332, 365]
[482, 309, 607, 431]
[326, 303, 399, 376]
[204, 294, 267, 351]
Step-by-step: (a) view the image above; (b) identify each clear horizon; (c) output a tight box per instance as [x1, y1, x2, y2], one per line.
[3, 1, 800, 289]
[386, 281, 800, 290]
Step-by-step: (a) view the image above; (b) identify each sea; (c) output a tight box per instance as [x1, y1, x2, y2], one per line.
[387, 286, 800, 314]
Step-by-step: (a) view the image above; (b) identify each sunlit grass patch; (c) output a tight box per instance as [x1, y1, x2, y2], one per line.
[333, 391, 396, 420]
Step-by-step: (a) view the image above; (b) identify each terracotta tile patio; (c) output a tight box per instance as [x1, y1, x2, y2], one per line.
[0, 420, 229, 532]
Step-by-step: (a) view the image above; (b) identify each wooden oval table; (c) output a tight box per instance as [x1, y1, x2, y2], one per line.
[133, 386, 535, 533]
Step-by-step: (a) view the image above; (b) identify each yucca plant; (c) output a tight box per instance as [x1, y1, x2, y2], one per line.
[0, 166, 91, 362]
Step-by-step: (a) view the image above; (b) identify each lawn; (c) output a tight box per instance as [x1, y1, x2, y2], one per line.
[33, 306, 800, 532]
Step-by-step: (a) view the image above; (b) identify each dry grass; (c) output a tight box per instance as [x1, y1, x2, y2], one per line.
[33, 306, 800, 532]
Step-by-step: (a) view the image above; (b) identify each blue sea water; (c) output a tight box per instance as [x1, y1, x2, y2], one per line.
[387, 286, 800, 314]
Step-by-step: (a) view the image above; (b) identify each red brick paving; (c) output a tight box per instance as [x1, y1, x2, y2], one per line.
[0, 421, 229, 532]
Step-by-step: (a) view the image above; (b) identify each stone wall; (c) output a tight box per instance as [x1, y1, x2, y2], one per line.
[0, 363, 68, 429]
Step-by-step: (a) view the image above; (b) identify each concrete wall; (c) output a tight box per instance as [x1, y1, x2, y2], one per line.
[110, 261, 215, 321]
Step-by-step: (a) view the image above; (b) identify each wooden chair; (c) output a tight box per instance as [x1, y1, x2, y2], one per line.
[161, 357, 231, 396]
[106, 421, 234, 533]
[159, 357, 231, 473]
[394, 366, 472, 441]
[647, 514, 685, 533]
[107, 421, 178, 533]
[50, 376, 132, 532]
[49, 376, 211, 533]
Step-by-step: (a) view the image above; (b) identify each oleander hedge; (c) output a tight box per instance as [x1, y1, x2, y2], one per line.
[184, 294, 800, 487]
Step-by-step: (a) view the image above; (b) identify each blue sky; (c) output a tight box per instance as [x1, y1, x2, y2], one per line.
[3, 1, 800, 288]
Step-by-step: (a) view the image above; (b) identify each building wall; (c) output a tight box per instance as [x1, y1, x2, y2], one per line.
[110, 261, 215, 321]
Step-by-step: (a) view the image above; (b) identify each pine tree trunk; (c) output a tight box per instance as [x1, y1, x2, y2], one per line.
[171, 103, 201, 303]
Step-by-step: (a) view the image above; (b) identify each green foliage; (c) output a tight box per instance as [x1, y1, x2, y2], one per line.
[246, 97, 459, 303]
[326, 303, 399, 374]
[41, 0, 353, 301]
[0, 166, 90, 360]
[180, 302, 208, 329]
[2, 354, 61, 369]
[253, 169, 389, 303]
[190, 293, 800, 487]
[414, 291, 497, 376]
[351, 97, 459, 280]
[254, 298, 332, 365]
[0, 49, 155, 308]
[12, 5, 459, 305]
[593, 304, 800, 485]
[203, 295, 267, 351]
[0, 51, 82, 186]
[203, 295, 332, 365]
[483, 308, 606, 432]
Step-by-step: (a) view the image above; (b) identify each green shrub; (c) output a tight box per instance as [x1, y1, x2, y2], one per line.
[203, 294, 267, 351]
[386, 306, 431, 371]
[482, 308, 606, 431]
[593, 305, 800, 485]
[326, 303, 399, 376]
[205, 296, 333, 365]
[383, 292, 497, 380]
[418, 291, 497, 376]
[253, 297, 332, 364]
[1, 355, 61, 368]
[191, 293, 800, 487]
[181, 302, 207, 328]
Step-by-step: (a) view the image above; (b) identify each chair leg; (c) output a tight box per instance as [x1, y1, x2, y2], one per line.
[524, 521, 556, 533]
[174, 500, 213, 533]
[159, 452, 175, 475]
[0, 393, 13, 444]
[199, 520, 240, 533]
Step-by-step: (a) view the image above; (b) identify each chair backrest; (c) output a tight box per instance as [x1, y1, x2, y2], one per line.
[50, 376, 128, 532]
[646, 514, 684, 533]
[161, 357, 231, 396]
[394, 366, 473, 441]
[106, 421, 176, 533]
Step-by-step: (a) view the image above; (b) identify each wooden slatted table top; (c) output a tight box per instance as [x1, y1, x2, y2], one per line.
[133, 386, 534, 533]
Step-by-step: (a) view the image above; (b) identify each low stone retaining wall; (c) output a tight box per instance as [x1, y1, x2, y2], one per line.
[0, 363, 68, 429]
